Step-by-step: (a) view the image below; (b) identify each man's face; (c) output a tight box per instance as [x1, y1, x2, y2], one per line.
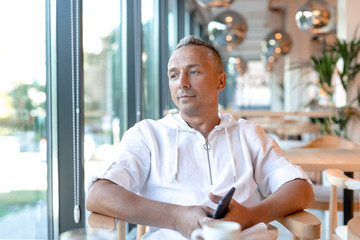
[167, 46, 226, 116]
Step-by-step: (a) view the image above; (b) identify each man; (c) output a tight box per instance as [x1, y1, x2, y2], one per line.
[86, 35, 314, 239]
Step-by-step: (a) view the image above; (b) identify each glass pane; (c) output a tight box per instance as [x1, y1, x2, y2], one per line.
[141, 0, 160, 119]
[83, 0, 122, 198]
[168, 0, 178, 54]
[184, 6, 191, 36]
[230, 61, 271, 110]
[0, 1, 48, 239]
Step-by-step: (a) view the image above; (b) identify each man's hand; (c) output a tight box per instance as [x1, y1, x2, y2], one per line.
[208, 179, 314, 231]
[209, 193, 254, 230]
[173, 205, 215, 238]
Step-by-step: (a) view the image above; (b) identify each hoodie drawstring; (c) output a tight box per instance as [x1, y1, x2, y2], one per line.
[225, 128, 237, 182]
[204, 139, 213, 185]
[174, 126, 179, 180]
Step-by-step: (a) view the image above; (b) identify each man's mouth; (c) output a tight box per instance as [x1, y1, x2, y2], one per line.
[178, 94, 195, 100]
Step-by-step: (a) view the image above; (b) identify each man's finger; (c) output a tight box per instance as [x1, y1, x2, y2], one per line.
[203, 206, 216, 217]
[199, 216, 221, 226]
[208, 192, 223, 204]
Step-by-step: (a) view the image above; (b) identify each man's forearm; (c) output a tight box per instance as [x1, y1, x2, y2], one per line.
[251, 179, 314, 225]
[86, 179, 181, 229]
[223, 178, 314, 229]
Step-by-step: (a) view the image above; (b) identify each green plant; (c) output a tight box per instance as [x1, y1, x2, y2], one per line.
[309, 49, 339, 98]
[290, 45, 339, 101]
[334, 38, 360, 92]
[291, 36, 360, 138]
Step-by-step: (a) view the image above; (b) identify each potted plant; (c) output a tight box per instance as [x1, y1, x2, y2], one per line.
[291, 36, 360, 138]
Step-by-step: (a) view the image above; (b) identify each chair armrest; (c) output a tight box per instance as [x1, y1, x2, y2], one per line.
[88, 210, 321, 240]
[87, 212, 136, 240]
[348, 216, 360, 240]
[326, 168, 360, 190]
[88, 212, 116, 230]
[276, 210, 321, 239]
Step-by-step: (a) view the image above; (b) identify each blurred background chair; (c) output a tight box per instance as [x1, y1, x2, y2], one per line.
[295, 135, 360, 211]
[325, 168, 360, 240]
[275, 119, 321, 141]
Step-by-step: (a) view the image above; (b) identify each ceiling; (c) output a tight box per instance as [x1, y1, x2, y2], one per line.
[203, 0, 275, 61]
[196, 0, 338, 61]
[210, 0, 271, 60]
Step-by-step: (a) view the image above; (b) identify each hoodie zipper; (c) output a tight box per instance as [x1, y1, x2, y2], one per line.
[203, 138, 213, 185]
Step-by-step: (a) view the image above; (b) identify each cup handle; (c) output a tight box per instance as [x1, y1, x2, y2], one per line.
[191, 228, 203, 240]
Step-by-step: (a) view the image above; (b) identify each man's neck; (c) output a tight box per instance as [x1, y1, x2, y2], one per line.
[180, 112, 220, 138]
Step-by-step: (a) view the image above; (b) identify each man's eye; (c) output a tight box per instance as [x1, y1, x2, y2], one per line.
[169, 74, 178, 79]
[189, 70, 197, 75]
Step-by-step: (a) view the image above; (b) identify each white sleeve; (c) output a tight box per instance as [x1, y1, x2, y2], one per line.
[87, 124, 151, 193]
[249, 124, 312, 197]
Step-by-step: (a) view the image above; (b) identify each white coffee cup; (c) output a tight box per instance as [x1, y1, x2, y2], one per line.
[191, 221, 241, 240]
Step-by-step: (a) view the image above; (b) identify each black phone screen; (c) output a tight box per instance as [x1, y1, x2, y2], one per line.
[213, 187, 235, 219]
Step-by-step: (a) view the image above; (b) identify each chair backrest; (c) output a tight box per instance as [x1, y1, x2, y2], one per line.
[298, 135, 360, 149]
[325, 169, 360, 240]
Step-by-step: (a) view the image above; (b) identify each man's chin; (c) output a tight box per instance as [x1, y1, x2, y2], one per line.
[178, 107, 198, 117]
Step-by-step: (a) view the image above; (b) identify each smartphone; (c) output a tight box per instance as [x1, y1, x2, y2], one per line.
[213, 187, 235, 219]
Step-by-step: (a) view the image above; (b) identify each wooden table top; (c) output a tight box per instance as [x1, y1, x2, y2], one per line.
[282, 148, 360, 172]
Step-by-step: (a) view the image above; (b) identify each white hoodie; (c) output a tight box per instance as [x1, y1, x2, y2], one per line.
[89, 113, 310, 239]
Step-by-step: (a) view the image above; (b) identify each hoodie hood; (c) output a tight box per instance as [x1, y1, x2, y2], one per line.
[163, 112, 237, 132]
[162, 112, 238, 182]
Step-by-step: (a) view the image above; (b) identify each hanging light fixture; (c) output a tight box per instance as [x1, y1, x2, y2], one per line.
[227, 56, 247, 76]
[196, 0, 234, 8]
[207, 10, 248, 49]
[261, 29, 292, 71]
[295, 0, 334, 34]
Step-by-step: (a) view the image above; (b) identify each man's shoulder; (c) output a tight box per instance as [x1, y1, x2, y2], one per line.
[231, 116, 258, 128]
[133, 114, 177, 130]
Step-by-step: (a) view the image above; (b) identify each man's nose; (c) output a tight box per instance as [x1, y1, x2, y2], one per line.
[179, 73, 190, 88]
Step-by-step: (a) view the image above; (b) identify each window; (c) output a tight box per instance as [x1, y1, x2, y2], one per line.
[168, 0, 178, 54]
[0, 1, 48, 238]
[141, 0, 160, 119]
[228, 61, 271, 110]
[83, 0, 123, 194]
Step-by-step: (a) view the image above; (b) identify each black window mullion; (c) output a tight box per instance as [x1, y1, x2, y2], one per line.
[126, 0, 142, 125]
[159, 0, 170, 113]
[177, 0, 185, 41]
[55, 0, 85, 234]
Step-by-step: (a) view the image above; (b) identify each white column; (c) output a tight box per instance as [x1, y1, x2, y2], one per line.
[270, 57, 285, 111]
[337, 0, 360, 40]
[283, 0, 312, 111]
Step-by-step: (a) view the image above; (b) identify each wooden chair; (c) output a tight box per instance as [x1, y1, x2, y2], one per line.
[348, 216, 360, 240]
[325, 168, 360, 240]
[295, 135, 360, 211]
[87, 210, 321, 240]
[88, 213, 146, 240]
[297, 135, 360, 149]
[276, 120, 321, 140]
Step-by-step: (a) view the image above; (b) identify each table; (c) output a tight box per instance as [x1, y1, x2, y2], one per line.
[282, 148, 360, 172]
[283, 148, 360, 224]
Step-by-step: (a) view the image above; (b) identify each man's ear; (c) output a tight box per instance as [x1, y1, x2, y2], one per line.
[217, 72, 226, 91]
